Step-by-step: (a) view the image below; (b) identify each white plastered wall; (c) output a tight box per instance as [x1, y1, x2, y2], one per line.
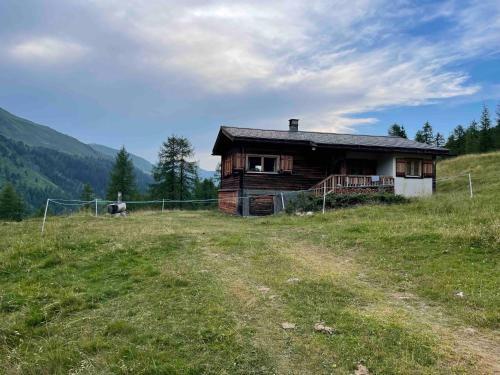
[393, 153, 433, 197]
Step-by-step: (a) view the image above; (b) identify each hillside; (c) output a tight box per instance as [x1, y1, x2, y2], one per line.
[0, 135, 114, 207]
[0, 134, 153, 210]
[0, 108, 154, 210]
[0, 152, 498, 374]
[0, 107, 98, 158]
[437, 151, 500, 197]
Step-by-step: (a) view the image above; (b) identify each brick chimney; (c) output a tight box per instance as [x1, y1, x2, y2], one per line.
[289, 119, 299, 132]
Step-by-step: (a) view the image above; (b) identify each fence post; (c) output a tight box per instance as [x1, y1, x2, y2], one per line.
[41, 199, 50, 234]
[162, 198, 165, 213]
[95, 199, 98, 217]
[280, 192, 285, 211]
[322, 183, 326, 214]
[468, 173, 473, 199]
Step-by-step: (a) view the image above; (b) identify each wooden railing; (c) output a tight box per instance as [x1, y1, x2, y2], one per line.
[311, 175, 394, 196]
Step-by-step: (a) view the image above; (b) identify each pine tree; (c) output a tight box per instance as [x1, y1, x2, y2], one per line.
[495, 104, 500, 149]
[445, 125, 466, 155]
[388, 123, 407, 138]
[106, 147, 137, 201]
[415, 122, 434, 145]
[80, 183, 95, 201]
[464, 120, 480, 154]
[435, 132, 445, 147]
[213, 162, 221, 188]
[415, 130, 425, 143]
[479, 105, 493, 152]
[151, 136, 197, 201]
[420, 122, 434, 145]
[0, 183, 25, 221]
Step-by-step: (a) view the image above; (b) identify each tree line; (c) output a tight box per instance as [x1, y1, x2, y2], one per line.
[388, 103, 500, 154]
[102, 136, 218, 204]
[1, 135, 218, 220]
[3, 103, 499, 220]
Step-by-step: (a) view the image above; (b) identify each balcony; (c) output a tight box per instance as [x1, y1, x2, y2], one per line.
[311, 175, 395, 196]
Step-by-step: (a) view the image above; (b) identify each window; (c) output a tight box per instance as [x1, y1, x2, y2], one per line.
[263, 157, 276, 172]
[247, 155, 278, 173]
[405, 159, 421, 177]
[248, 156, 262, 172]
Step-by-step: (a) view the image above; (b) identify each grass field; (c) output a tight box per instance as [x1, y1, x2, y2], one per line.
[1, 152, 499, 374]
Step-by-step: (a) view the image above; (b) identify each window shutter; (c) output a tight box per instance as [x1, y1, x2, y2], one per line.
[396, 159, 407, 177]
[232, 152, 245, 171]
[223, 155, 233, 176]
[422, 160, 433, 178]
[280, 155, 293, 173]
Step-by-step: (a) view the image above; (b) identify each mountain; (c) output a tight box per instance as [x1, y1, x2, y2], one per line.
[89, 144, 154, 174]
[0, 107, 152, 210]
[0, 107, 99, 158]
[198, 168, 216, 180]
[0, 134, 111, 206]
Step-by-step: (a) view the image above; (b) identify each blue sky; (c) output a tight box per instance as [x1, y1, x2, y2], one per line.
[1, 0, 499, 169]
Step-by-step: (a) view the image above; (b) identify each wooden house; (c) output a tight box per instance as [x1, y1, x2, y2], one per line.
[212, 119, 449, 215]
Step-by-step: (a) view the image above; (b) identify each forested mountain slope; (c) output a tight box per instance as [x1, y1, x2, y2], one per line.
[0, 107, 98, 158]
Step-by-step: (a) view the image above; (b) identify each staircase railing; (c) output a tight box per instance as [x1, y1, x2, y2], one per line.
[310, 175, 394, 196]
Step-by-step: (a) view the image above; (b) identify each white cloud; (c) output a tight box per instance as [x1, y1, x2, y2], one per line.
[83, 0, 500, 131]
[9, 37, 88, 64]
[3, 0, 500, 138]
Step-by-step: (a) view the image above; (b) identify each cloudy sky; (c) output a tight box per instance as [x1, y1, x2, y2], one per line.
[1, 0, 500, 169]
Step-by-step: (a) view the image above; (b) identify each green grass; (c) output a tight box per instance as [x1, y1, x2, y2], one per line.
[0, 152, 499, 374]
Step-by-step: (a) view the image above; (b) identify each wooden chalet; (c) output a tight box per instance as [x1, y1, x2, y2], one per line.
[212, 119, 449, 215]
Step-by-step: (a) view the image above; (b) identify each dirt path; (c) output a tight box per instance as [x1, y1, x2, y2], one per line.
[202, 248, 327, 374]
[200, 232, 500, 374]
[280, 239, 500, 374]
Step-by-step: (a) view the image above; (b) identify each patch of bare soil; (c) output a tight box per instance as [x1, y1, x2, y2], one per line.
[354, 363, 371, 375]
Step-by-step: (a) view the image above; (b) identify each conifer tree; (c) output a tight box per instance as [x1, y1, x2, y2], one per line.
[435, 132, 445, 147]
[445, 125, 466, 155]
[0, 183, 25, 221]
[495, 104, 500, 149]
[388, 123, 407, 138]
[106, 147, 137, 201]
[464, 120, 480, 154]
[415, 122, 434, 145]
[80, 183, 95, 201]
[193, 178, 218, 200]
[479, 105, 493, 152]
[151, 136, 197, 201]
[213, 162, 221, 188]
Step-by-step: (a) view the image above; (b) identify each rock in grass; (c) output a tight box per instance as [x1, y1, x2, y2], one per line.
[314, 322, 334, 334]
[257, 286, 270, 293]
[354, 364, 370, 375]
[281, 322, 296, 330]
[286, 277, 300, 283]
[455, 291, 465, 298]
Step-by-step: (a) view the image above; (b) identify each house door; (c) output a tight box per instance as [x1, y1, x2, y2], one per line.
[249, 196, 274, 216]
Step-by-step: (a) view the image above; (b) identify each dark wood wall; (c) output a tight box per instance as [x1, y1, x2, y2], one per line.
[220, 143, 332, 192]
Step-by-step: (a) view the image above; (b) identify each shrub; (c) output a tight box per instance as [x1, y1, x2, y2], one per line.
[0, 184, 25, 221]
[285, 192, 408, 214]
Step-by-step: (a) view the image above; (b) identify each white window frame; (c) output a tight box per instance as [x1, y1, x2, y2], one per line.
[246, 154, 279, 174]
[405, 159, 422, 178]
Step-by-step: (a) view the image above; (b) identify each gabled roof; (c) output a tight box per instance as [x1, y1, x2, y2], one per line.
[212, 126, 449, 155]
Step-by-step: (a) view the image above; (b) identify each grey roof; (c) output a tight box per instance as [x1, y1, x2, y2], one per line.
[217, 126, 448, 154]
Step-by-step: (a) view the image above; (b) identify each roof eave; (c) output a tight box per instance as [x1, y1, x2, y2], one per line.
[224, 136, 449, 155]
[211, 128, 235, 155]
